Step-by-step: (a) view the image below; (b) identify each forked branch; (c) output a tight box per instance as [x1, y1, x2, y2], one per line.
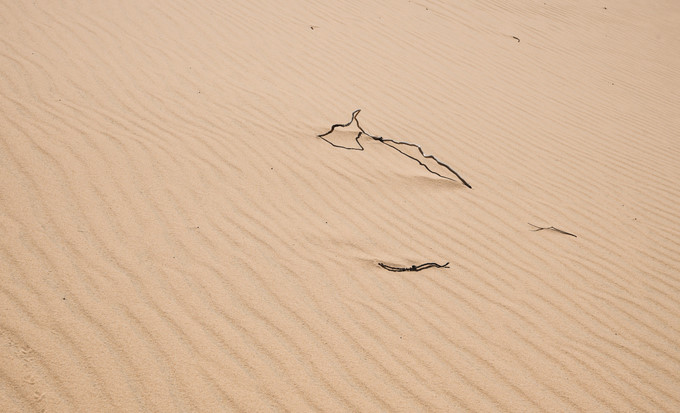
[528, 223, 577, 238]
[318, 109, 472, 188]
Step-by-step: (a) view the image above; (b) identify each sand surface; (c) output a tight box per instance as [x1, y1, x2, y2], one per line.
[2, 0, 680, 411]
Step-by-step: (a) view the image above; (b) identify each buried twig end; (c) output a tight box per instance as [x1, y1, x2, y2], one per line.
[378, 262, 450, 272]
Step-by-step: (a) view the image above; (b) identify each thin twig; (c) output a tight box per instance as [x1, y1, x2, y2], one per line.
[379, 140, 456, 182]
[378, 262, 450, 272]
[318, 109, 472, 188]
[528, 223, 577, 237]
[318, 110, 360, 136]
[318, 131, 365, 151]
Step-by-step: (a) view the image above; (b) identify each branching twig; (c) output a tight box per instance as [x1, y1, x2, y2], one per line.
[378, 262, 450, 272]
[317, 110, 365, 150]
[318, 109, 472, 188]
[528, 223, 577, 238]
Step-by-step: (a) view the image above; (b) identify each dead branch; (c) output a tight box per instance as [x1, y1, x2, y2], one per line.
[378, 262, 450, 272]
[317, 109, 472, 188]
[528, 223, 577, 238]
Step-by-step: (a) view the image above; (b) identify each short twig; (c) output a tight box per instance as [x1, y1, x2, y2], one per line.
[512, 36, 520, 42]
[528, 223, 577, 237]
[378, 262, 450, 272]
[318, 109, 472, 188]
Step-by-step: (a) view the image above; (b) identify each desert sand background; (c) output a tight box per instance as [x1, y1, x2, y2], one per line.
[2, 0, 680, 411]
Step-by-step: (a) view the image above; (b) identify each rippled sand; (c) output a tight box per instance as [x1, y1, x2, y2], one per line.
[2, 1, 679, 411]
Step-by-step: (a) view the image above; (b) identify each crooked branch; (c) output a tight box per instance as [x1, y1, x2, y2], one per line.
[378, 262, 450, 272]
[318, 109, 472, 188]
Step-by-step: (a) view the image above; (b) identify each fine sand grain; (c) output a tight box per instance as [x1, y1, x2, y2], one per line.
[2, 0, 680, 411]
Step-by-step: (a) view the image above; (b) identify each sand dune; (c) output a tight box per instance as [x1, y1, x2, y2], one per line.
[2, 0, 680, 411]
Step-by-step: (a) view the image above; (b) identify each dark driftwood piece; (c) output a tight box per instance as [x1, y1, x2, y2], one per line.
[378, 262, 450, 272]
[318, 109, 472, 188]
[528, 223, 577, 238]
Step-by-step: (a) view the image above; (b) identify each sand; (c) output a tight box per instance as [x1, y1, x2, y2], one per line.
[2, 0, 680, 411]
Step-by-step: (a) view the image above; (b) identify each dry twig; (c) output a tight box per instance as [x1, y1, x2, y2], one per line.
[378, 262, 450, 272]
[528, 223, 577, 237]
[318, 109, 472, 188]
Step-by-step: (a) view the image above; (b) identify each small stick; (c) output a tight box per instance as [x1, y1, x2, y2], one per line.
[378, 262, 450, 272]
[512, 36, 520, 42]
[528, 223, 577, 237]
